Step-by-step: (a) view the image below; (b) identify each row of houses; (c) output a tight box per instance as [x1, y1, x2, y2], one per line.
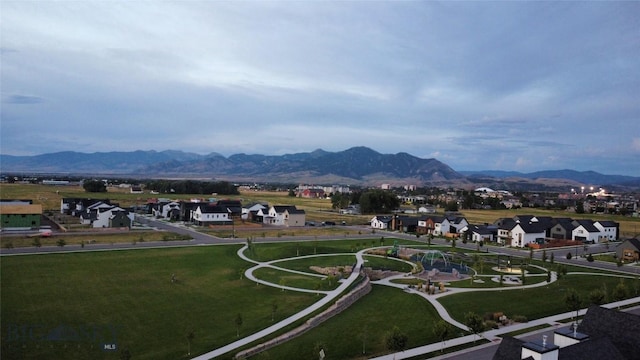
[61, 198, 134, 228]
[370, 214, 620, 248]
[148, 199, 306, 227]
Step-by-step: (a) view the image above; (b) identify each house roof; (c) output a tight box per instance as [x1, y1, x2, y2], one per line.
[493, 306, 639, 360]
[198, 205, 229, 214]
[596, 220, 618, 227]
[577, 305, 640, 360]
[512, 221, 547, 233]
[572, 219, 599, 233]
[469, 224, 495, 235]
[272, 205, 304, 214]
[618, 238, 640, 251]
[0, 204, 43, 215]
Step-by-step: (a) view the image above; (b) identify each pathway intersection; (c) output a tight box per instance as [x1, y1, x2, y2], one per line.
[192, 243, 640, 359]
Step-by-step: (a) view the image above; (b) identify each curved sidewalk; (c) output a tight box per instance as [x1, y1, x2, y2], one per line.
[372, 270, 559, 331]
[191, 247, 366, 359]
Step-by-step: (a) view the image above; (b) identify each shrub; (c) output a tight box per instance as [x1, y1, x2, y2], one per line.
[587, 254, 594, 262]
[512, 315, 528, 323]
[484, 320, 499, 329]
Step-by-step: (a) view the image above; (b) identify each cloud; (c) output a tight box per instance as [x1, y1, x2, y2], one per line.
[1, 1, 638, 176]
[4, 94, 44, 104]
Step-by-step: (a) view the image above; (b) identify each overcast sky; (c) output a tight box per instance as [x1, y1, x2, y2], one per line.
[1, 1, 639, 175]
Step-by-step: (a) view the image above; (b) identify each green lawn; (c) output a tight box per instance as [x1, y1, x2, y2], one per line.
[251, 267, 334, 291]
[250, 285, 461, 360]
[439, 274, 640, 323]
[273, 254, 357, 273]
[0, 246, 317, 360]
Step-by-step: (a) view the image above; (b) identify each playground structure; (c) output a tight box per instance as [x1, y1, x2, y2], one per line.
[408, 249, 471, 279]
[386, 240, 400, 257]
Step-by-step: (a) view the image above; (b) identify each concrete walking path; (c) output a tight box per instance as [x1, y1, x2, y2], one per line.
[191, 247, 366, 359]
[369, 296, 640, 360]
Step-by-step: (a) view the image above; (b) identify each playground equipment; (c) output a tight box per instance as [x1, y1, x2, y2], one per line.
[412, 249, 470, 275]
[386, 240, 400, 257]
[420, 250, 450, 268]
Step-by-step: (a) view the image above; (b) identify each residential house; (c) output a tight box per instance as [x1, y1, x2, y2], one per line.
[0, 202, 42, 230]
[215, 199, 243, 218]
[467, 224, 497, 243]
[262, 205, 305, 227]
[92, 206, 134, 228]
[79, 201, 115, 225]
[299, 188, 325, 198]
[447, 216, 469, 234]
[594, 220, 619, 242]
[370, 215, 393, 230]
[548, 219, 575, 240]
[61, 198, 112, 216]
[493, 306, 640, 360]
[191, 205, 232, 226]
[571, 219, 601, 243]
[242, 203, 268, 221]
[510, 221, 547, 247]
[153, 201, 181, 220]
[392, 215, 419, 233]
[616, 238, 640, 263]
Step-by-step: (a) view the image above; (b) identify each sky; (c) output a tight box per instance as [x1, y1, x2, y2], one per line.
[1, 1, 639, 176]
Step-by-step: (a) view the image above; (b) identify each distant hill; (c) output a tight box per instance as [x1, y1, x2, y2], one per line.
[141, 146, 464, 185]
[0, 150, 207, 173]
[460, 169, 639, 187]
[2, 148, 638, 188]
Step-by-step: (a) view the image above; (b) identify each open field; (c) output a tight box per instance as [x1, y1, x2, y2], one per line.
[1, 245, 317, 360]
[0, 230, 190, 248]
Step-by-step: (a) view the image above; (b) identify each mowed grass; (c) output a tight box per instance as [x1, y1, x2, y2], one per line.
[439, 274, 640, 323]
[0, 246, 317, 360]
[250, 285, 457, 360]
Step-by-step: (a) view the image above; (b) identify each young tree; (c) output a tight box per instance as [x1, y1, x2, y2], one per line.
[433, 320, 450, 352]
[564, 288, 582, 325]
[612, 279, 628, 302]
[464, 312, 485, 344]
[271, 302, 278, 322]
[186, 331, 195, 355]
[588, 288, 607, 305]
[385, 326, 408, 352]
[235, 313, 243, 337]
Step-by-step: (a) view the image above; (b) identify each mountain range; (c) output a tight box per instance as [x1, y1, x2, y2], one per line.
[1, 147, 638, 190]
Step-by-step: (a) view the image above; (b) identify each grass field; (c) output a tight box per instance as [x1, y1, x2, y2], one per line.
[439, 273, 640, 323]
[0, 246, 317, 360]
[249, 285, 458, 360]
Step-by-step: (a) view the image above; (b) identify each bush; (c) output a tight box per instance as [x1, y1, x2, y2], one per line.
[566, 252, 572, 260]
[587, 254, 594, 262]
[484, 320, 499, 329]
[512, 315, 528, 323]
